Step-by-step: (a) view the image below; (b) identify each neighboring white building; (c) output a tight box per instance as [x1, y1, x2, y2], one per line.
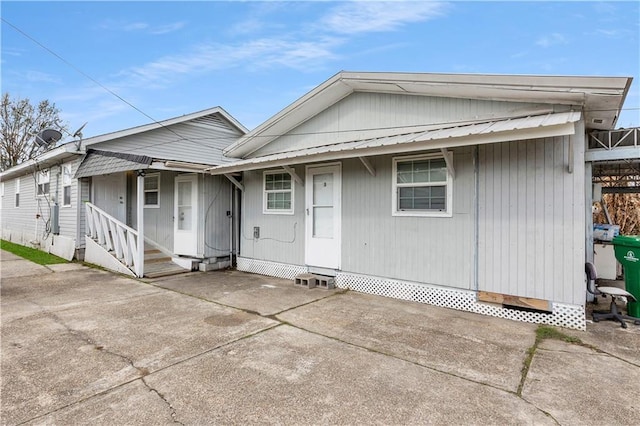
[208, 71, 634, 330]
[0, 143, 85, 260]
[1, 107, 247, 277]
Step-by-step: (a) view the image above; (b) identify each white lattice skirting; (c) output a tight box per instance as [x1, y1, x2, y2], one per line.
[237, 257, 308, 280]
[236, 257, 586, 330]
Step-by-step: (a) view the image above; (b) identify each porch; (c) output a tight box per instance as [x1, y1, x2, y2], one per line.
[83, 202, 193, 278]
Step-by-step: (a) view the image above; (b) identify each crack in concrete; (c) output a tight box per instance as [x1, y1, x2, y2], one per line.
[15, 298, 280, 423]
[14, 322, 282, 426]
[283, 321, 562, 423]
[29, 301, 147, 376]
[15, 277, 581, 425]
[144, 278, 347, 320]
[537, 345, 640, 368]
[141, 377, 185, 425]
[135, 279, 562, 422]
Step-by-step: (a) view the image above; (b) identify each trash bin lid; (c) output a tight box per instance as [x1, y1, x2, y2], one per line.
[612, 235, 640, 248]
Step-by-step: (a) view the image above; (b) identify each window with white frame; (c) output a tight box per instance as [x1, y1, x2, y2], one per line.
[263, 170, 294, 214]
[15, 178, 20, 207]
[144, 174, 160, 208]
[392, 153, 452, 217]
[62, 164, 72, 206]
[37, 170, 50, 197]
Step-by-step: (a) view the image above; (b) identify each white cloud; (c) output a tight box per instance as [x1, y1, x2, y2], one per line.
[2, 47, 24, 57]
[25, 71, 62, 84]
[321, 0, 448, 34]
[123, 22, 149, 31]
[535, 33, 568, 48]
[150, 22, 186, 35]
[100, 19, 184, 35]
[119, 37, 343, 87]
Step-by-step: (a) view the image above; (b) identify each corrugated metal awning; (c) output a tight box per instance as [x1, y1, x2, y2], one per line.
[209, 111, 581, 174]
[74, 149, 153, 178]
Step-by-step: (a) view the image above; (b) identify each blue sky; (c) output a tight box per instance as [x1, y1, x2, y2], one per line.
[2, 1, 639, 140]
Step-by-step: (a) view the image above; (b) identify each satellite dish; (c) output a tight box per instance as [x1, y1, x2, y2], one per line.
[72, 122, 88, 151]
[35, 128, 63, 148]
[73, 122, 87, 139]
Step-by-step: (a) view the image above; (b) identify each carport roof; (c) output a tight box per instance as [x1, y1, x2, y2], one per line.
[208, 111, 581, 174]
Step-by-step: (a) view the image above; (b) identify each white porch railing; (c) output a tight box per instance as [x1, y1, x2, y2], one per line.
[85, 202, 144, 277]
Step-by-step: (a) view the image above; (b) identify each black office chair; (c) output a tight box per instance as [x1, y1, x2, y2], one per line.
[586, 262, 640, 329]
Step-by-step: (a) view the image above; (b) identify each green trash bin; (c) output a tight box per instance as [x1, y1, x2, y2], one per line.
[612, 235, 640, 318]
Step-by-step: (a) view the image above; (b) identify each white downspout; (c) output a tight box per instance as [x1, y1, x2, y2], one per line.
[229, 180, 233, 262]
[136, 171, 145, 277]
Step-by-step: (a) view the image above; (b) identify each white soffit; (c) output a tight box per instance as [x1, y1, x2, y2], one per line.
[209, 111, 580, 174]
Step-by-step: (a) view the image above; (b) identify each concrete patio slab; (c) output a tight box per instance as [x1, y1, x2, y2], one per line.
[2, 310, 139, 425]
[51, 290, 278, 372]
[24, 380, 175, 426]
[0, 250, 23, 261]
[46, 263, 90, 272]
[564, 320, 640, 366]
[3, 251, 640, 425]
[278, 291, 537, 392]
[522, 338, 640, 425]
[1, 268, 277, 425]
[145, 325, 554, 425]
[149, 269, 339, 316]
[0, 268, 161, 322]
[0, 258, 52, 279]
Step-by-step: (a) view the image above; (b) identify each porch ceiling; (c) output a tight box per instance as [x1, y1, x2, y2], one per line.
[208, 111, 580, 175]
[74, 149, 152, 178]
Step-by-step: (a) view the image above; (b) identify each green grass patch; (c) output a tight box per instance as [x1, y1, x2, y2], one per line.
[0, 239, 68, 265]
[535, 325, 582, 344]
[517, 325, 583, 396]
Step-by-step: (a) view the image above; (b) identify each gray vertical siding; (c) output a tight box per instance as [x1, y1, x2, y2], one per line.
[240, 167, 306, 265]
[202, 174, 232, 259]
[251, 92, 552, 158]
[238, 89, 587, 306]
[77, 177, 91, 248]
[89, 115, 243, 165]
[477, 133, 585, 305]
[126, 171, 231, 258]
[240, 148, 475, 288]
[341, 149, 474, 288]
[1, 171, 48, 244]
[141, 170, 178, 251]
[56, 159, 81, 239]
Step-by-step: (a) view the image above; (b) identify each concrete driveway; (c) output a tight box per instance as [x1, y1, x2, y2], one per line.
[2, 250, 639, 425]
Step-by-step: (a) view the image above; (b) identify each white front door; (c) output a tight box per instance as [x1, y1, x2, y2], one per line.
[305, 163, 341, 269]
[174, 174, 198, 256]
[92, 174, 126, 222]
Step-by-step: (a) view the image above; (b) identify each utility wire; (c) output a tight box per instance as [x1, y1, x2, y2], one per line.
[108, 109, 640, 156]
[1, 18, 205, 152]
[3, 17, 638, 158]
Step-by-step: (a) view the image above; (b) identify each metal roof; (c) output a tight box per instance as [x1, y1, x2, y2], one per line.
[209, 111, 581, 175]
[74, 149, 153, 178]
[224, 71, 631, 158]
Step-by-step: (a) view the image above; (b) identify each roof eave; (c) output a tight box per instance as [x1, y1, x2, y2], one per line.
[83, 106, 247, 147]
[0, 143, 83, 181]
[210, 112, 579, 175]
[223, 71, 350, 158]
[223, 72, 632, 159]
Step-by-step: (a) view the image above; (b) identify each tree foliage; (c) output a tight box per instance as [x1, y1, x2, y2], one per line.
[1, 93, 67, 171]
